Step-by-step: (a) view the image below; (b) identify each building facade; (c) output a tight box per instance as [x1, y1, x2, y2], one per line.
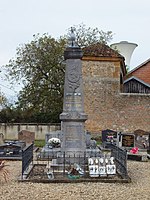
[126, 58, 150, 85]
[81, 43, 150, 134]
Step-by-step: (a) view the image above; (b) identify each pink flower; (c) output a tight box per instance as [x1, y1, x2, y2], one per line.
[130, 147, 139, 154]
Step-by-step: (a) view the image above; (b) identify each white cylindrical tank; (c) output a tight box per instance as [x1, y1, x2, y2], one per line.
[110, 41, 138, 68]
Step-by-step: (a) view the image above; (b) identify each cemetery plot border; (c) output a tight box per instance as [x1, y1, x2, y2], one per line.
[20, 147, 130, 183]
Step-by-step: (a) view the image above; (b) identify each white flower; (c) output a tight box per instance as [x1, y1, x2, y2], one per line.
[48, 137, 61, 145]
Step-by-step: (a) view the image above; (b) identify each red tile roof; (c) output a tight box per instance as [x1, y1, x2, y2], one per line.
[83, 43, 123, 58]
[127, 58, 150, 74]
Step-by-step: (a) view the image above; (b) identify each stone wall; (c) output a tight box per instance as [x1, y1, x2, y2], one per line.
[0, 123, 61, 140]
[82, 59, 150, 134]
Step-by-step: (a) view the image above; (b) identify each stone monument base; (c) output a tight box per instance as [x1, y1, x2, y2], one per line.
[40, 146, 101, 164]
[40, 131, 101, 163]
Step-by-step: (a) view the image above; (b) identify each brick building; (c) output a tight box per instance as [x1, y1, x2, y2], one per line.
[126, 58, 150, 85]
[123, 59, 150, 93]
[81, 43, 150, 134]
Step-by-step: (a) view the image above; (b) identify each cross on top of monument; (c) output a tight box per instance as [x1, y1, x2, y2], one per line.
[68, 27, 78, 48]
[64, 27, 82, 59]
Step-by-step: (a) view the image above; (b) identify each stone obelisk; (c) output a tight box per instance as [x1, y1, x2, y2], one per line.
[60, 28, 87, 154]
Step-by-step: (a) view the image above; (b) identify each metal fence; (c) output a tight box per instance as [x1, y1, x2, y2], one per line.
[21, 146, 129, 182]
[22, 143, 33, 178]
[110, 144, 128, 179]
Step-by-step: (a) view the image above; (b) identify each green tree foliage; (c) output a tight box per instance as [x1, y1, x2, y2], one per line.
[5, 34, 66, 122]
[72, 23, 113, 47]
[0, 93, 14, 123]
[0, 93, 7, 109]
[4, 24, 113, 123]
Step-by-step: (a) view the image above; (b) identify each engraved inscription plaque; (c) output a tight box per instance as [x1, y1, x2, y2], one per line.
[65, 93, 82, 110]
[122, 134, 135, 147]
[62, 124, 85, 149]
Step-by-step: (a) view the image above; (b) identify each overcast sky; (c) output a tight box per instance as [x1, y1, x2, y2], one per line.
[0, 0, 150, 98]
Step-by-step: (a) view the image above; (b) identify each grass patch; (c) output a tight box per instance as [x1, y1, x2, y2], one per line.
[34, 140, 45, 147]
[91, 135, 102, 145]
[96, 140, 102, 145]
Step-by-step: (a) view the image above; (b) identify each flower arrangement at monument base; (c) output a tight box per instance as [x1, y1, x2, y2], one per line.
[67, 163, 84, 179]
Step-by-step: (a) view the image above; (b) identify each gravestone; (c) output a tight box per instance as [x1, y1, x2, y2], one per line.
[0, 133, 4, 145]
[102, 129, 117, 148]
[60, 28, 87, 155]
[18, 130, 35, 144]
[134, 129, 150, 149]
[0, 140, 26, 159]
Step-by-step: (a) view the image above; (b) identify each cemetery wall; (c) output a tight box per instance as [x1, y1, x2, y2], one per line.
[82, 60, 150, 134]
[0, 123, 60, 140]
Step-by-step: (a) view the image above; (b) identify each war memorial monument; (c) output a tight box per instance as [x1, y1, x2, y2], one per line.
[41, 28, 100, 164]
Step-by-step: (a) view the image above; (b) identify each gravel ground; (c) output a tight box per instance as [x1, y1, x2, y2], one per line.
[0, 160, 150, 200]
